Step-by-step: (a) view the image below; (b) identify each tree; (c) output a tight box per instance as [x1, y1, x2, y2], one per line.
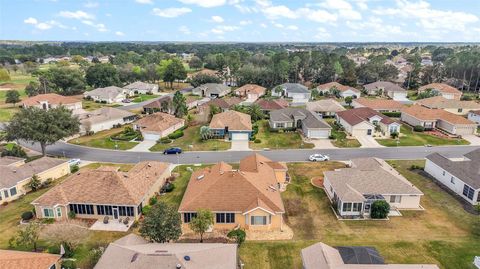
[344, 96, 353, 107]
[10, 222, 40, 251]
[200, 126, 212, 140]
[370, 200, 390, 219]
[163, 58, 187, 88]
[1, 143, 27, 158]
[189, 209, 214, 243]
[190, 73, 221, 87]
[140, 202, 182, 243]
[5, 106, 80, 156]
[5, 90, 20, 106]
[40, 220, 89, 257]
[172, 91, 188, 118]
[34, 67, 86, 95]
[85, 63, 120, 88]
[189, 56, 203, 70]
[227, 229, 246, 245]
[24, 81, 40, 97]
[208, 105, 221, 121]
[0, 68, 11, 81]
[247, 104, 263, 122]
[27, 175, 41, 191]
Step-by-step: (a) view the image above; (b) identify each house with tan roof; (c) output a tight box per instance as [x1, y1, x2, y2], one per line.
[94, 234, 238, 269]
[84, 86, 129, 103]
[336, 107, 401, 138]
[234, 84, 266, 103]
[323, 157, 424, 219]
[0, 249, 61, 269]
[418, 83, 462, 100]
[134, 112, 185, 141]
[468, 110, 480, 125]
[21, 93, 82, 112]
[32, 161, 170, 221]
[401, 105, 477, 135]
[317, 82, 361, 98]
[306, 99, 345, 117]
[363, 81, 407, 101]
[0, 156, 70, 203]
[179, 154, 287, 232]
[301, 242, 439, 269]
[192, 83, 230, 98]
[209, 110, 252, 141]
[124, 81, 159, 94]
[352, 98, 404, 113]
[203, 97, 243, 112]
[254, 99, 289, 113]
[415, 96, 480, 116]
[269, 108, 332, 138]
[78, 107, 137, 134]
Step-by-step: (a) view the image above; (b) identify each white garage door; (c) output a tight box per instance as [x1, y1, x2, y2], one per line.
[144, 133, 160, 141]
[231, 133, 249, 141]
[308, 129, 330, 138]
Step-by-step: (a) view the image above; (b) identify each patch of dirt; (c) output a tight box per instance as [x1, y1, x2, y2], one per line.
[311, 177, 324, 188]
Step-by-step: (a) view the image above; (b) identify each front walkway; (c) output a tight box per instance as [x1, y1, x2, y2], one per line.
[90, 218, 133, 231]
[357, 136, 384, 148]
[229, 140, 251, 151]
[463, 135, 480, 145]
[128, 140, 157, 152]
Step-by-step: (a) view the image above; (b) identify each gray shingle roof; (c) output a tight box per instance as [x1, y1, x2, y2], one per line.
[124, 81, 158, 91]
[364, 81, 405, 93]
[84, 86, 125, 100]
[270, 108, 330, 129]
[279, 83, 309, 93]
[306, 99, 346, 113]
[426, 150, 480, 189]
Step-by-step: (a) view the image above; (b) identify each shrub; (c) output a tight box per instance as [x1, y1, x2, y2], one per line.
[382, 112, 401, 118]
[21, 211, 34, 221]
[142, 205, 152, 216]
[161, 182, 174, 193]
[328, 134, 336, 140]
[61, 260, 77, 269]
[390, 132, 399, 139]
[100, 100, 107, 104]
[159, 138, 172, 144]
[1, 143, 27, 158]
[1, 201, 8, 206]
[413, 125, 425, 132]
[41, 218, 55, 224]
[227, 229, 246, 245]
[254, 139, 261, 143]
[167, 130, 184, 140]
[70, 164, 79, 173]
[149, 196, 158, 206]
[461, 95, 473, 101]
[68, 211, 76, 219]
[370, 200, 390, 219]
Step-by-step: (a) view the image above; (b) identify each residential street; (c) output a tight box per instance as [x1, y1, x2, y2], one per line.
[20, 141, 480, 164]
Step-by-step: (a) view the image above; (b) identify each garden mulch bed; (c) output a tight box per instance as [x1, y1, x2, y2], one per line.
[311, 177, 324, 188]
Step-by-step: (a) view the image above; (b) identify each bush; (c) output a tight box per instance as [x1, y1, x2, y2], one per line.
[149, 196, 158, 206]
[461, 95, 473, 101]
[68, 211, 76, 219]
[328, 134, 336, 140]
[227, 229, 246, 245]
[70, 164, 79, 173]
[1, 143, 27, 158]
[370, 200, 390, 219]
[142, 205, 152, 216]
[21, 211, 34, 221]
[413, 125, 425, 132]
[167, 130, 184, 140]
[254, 139, 261, 143]
[382, 112, 401, 118]
[390, 132, 399, 139]
[161, 182, 174, 193]
[41, 218, 55, 224]
[61, 260, 77, 269]
[159, 138, 172, 144]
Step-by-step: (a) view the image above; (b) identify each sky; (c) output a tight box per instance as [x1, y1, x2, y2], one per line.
[1, 0, 480, 42]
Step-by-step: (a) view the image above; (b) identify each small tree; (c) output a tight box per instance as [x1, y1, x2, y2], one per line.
[208, 105, 221, 121]
[189, 209, 214, 243]
[227, 229, 246, 245]
[40, 220, 89, 257]
[200, 126, 212, 140]
[172, 91, 188, 118]
[344, 96, 353, 107]
[140, 202, 182, 243]
[390, 132, 399, 139]
[370, 200, 390, 219]
[5, 90, 20, 106]
[10, 222, 40, 251]
[247, 104, 264, 122]
[274, 86, 284, 96]
[28, 175, 41, 191]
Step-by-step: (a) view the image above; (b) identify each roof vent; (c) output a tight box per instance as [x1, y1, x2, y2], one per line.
[176, 264, 182, 269]
[131, 253, 139, 263]
[147, 163, 152, 167]
[184, 255, 191, 261]
[197, 174, 205, 180]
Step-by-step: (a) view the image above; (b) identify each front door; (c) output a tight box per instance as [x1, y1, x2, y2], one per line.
[367, 129, 372, 135]
[113, 208, 119, 219]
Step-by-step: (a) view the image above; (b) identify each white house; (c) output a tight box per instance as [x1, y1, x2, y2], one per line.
[317, 82, 361, 98]
[336, 107, 400, 137]
[467, 110, 480, 125]
[78, 107, 137, 134]
[425, 149, 480, 206]
[84, 86, 128, 103]
[272, 83, 311, 104]
[123, 81, 159, 94]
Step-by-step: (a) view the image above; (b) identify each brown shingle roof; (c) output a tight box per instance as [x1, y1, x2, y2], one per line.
[354, 98, 404, 110]
[419, 83, 462, 95]
[234, 84, 266, 96]
[32, 161, 169, 206]
[0, 250, 60, 269]
[143, 96, 172, 109]
[337, 107, 395, 126]
[0, 156, 25, 166]
[21, 93, 79, 106]
[179, 154, 285, 214]
[205, 97, 242, 109]
[317, 82, 359, 93]
[306, 99, 345, 113]
[401, 105, 475, 125]
[135, 113, 185, 133]
[254, 99, 288, 110]
[209, 110, 252, 131]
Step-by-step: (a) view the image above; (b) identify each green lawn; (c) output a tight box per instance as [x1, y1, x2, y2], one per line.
[377, 125, 470, 147]
[149, 125, 230, 152]
[0, 106, 20, 122]
[82, 100, 123, 111]
[326, 119, 361, 148]
[132, 94, 158, 103]
[249, 120, 314, 150]
[239, 160, 480, 269]
[68, 127, 139, 150]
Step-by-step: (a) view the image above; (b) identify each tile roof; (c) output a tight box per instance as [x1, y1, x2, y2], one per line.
[234, 84, 266, 96]
[0, 157, 68, 189]
[354, 98, 404, 110]
[78, 107, 135, 126]
[419, 83, 462, 95]
[254, 99, 288, 110]
[337, 107, 395, 126]
[84, 86, 125, 100]
[32, 161, 170, 206]
[179, 154, 285, 214]
[0, 249, 60, 269]
[416, 96, 480, 110]
[364, 81, 405, 93]
[306, 99, 346, 113]
[205, 97, 242, 109]
[317, 82, 359, 93]
[401, 105, 475, 125]
[95, 234, 237, 269]
[426, 150, 480, 189]
[21, 93, 79, 106]
[135, 113, 185, 133]
[209, 110, 252, 131]
[124, 81, 158, 91]
[324, 158, 423, 202]
[469, 110, 480, 116]
[142, 96, 172, 109]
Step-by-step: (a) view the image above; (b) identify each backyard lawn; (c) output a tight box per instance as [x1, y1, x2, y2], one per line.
[68, 126, 139, 150]
[0, 106, 20, 122]
[326, 119, 361, 148]
[249, 120, 314, 150]
[149, 125, 230, 152]
[377, 125, 470, 147]
[132, 94, 158, 103]
[82, 100, 123, 111]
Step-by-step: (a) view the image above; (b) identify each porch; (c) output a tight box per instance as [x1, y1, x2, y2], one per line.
[89, 216, 134, 232]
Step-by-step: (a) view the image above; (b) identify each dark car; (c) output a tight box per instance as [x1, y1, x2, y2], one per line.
[163, 147, 182, 155]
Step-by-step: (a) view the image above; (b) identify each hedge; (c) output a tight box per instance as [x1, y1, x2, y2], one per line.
[21, 211, 34, 221]
[382, 112, 401, 118]
[167, 130, 184, 140]
[413, 125, 425, 132]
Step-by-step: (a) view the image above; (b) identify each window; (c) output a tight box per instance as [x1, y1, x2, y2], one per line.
[463, 184, 475, 200]
[330, 186, 333, 193]
[70, 204, 94, 215]
[390, 195, 402, 203]
[50, 264, 56, 269]
[56, 207, 62, 217]
[216, 213, 235, 223]
[477, 192, 480, 202]
[458, 108, 463, 113]
[183, 212, 197, 223]
[9, 187, 17, 196]
[4, 190, 9, 198]
[276, 123, 285, 128]
[43, 208, 54, 218]
[389, 126, 397, 133]
[450, 177, 455, 184]
[352, 203, 362, 212]
[250, 216, 267, 225]
[342, 202, 352, 212]
[442, 171, 446, 176]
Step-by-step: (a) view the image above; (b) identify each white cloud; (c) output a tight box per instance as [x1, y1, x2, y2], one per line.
[297, 8, 337, 23]
[115, 31, 125, 36]
[211, 25, 239, 34]
[260, 23, 267, 28]
[152, 7, 192, 18]
[84, 1, 99, 8]
[263, 5, 297, 19]
[58, 10, 94, 20]
[35, 23, 53, 30]
[179, 25, 191, 34]
[135, 0, 153, 4]
[239, 20, 252, 25]
[24, 17, 70, 30]
[256, 1, 338, 23]
[234, 4, 257, 13]
[319, 0, 352, 10]
[82, 20, 108, 32]
[314, 27, 331, 39]
[24, 17, 38, 24]
[286, 25, 298, 30]
[211, 15, 224, 23]
[178, 0, 226, 8]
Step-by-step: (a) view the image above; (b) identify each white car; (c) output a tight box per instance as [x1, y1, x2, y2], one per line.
[68, 159, 81, 166]
[309, 154, 330, 162]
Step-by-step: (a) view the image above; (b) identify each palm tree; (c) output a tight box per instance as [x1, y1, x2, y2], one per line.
[200, 126, 212, 140]
[248, 104, 263, 122]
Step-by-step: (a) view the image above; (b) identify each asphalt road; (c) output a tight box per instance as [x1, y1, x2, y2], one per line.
[21, 141, 480, 164]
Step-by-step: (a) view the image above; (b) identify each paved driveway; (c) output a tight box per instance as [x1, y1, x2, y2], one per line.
[357, 136, 384, 148]
[463, 135, 480, 145]
[127, 140, 156, 152]
[305, 138, 336, 149]
[230, 140, 250, 151]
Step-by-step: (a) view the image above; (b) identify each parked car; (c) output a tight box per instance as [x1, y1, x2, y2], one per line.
[122, 99, 131, 103]
[309, 154, 330, 162]
[163, 147, 182, 155]
[68, 158, 81, 166]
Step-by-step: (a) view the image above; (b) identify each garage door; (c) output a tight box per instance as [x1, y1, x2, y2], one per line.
[308, 129, 330, 138]
[231, 133, 249, 141]
[144, 133, 160, 141]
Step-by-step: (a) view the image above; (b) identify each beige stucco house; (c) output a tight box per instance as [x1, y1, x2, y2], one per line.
[336, 107, 400, 137]
[78, 107, 137, 134]
[21, 93, 82, 112]
[415, 96, 480, 116]
[418, 83, 462, 100]
[134, 112, 185, 141]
